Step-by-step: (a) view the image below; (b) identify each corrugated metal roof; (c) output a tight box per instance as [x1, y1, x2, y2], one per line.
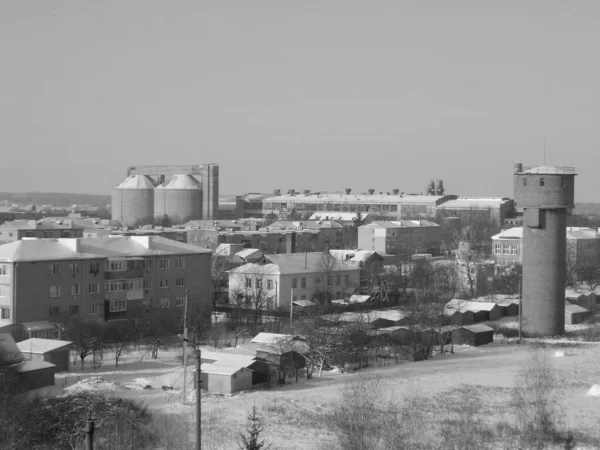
[565, 304, 590, 314]
[18, 360, 56, 372]
[361, 220, 440, 229]
[461, 324, 495, 334]
[519, 165, 576, 175]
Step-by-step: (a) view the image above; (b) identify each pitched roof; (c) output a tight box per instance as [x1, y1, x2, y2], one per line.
[262, 253, 360, 275]
[565, 304, 590, 314]
[0, 236, 210, 262]
[361, 220, 440, 229]
[445, 299, 499, 313]
[16, 338, 73, 354]
[18, 360, 56, 372]
[200, 363, 251, 376]
[251, 333, 301, 344]
[235, 249, 263, 259]
[492, 227, 523, 240]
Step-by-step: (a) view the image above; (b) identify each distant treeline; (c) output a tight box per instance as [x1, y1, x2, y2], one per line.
[0, 192, 110, 208]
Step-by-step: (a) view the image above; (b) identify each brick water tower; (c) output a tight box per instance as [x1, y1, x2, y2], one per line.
[513, 163, 577, 336]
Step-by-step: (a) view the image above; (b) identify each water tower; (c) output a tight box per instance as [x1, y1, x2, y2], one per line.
[513, 163, 577, 336]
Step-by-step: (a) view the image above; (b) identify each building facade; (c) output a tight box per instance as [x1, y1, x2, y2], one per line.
[227, 253, 361, 311]
[358, 220, 442, 256]
[0, 220, 84, 244]
[0, 236, 212, 340]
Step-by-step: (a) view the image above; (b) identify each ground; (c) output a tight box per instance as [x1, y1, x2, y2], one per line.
[42, 335, 600, 450]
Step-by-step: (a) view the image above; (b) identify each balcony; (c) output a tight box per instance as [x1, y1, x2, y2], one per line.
[105, 289, 145, 301]
[105, 268, 143, 279]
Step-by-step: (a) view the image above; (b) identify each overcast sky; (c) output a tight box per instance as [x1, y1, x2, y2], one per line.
[1, 1, 598, 201]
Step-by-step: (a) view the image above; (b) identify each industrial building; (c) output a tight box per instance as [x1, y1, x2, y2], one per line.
[111, 164, 219, 227]
[513, 163, 577, 336]
[0, 236, 212, 341]
[357, 220, 442, 256]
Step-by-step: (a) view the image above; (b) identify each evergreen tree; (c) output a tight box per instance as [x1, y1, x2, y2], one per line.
[238, 406, 271, 450]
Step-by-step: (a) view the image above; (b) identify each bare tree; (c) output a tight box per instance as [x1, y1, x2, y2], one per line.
[234, 266, 276, 325]
[66, 317, 104, 370]
[433, 261, 463, 301]
[313, 252, 342, 308]
[104, 320, 136, 367]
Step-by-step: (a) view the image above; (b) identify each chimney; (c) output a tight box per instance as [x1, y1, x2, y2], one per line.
[368, 189, 375, 195]
[345, 188, 351, 195]
[513, 163, 523, 175]
[273, 189, 281, 196]
[392, 189, 400, 195]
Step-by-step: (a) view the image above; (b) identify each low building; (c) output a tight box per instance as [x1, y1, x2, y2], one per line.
[17, 360, 58, 391]
[451, 324, 494, 346]
[565, 289, 599, 311]
[497, 300, 519, 317]
[16, 338, 73, 372]
[443, 309, 475, 326]
[445, 300, 502, 322]
[565, 303, 592, 325]
[227, 252, 360, 310]
[358, 220, 442, 257]
[0, 220, 85, 244]
[199, 364, 254, 394]
[378, 326, 419, 345]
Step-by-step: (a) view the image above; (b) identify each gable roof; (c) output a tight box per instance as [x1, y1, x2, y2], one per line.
[445, 299, 500, 313]
[263, 252, 359, 275]
[461, 324, 495, 334]
[565, 304, 590, 314]
[492, 227, 523, 240]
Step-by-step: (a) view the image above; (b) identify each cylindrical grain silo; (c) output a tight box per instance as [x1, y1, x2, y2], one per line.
[513, 163, 577, 336]
[435, 179, 445, 195]
[111, 175, 155, 227]
[154, 174, 203, 225]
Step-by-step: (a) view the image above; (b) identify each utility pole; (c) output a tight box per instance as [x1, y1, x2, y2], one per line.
[196, 347, 202, 450]
[290, 287, 294, 333]
[182, 289, 189, 405]
[85, 418, 94, 450]
[518, 277, 523, 344]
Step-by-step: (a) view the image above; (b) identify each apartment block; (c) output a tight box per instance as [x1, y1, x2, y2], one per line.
[0, 220, 84, 244]
[0, 236, 211, 340]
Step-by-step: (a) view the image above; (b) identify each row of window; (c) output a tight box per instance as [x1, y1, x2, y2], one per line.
[493, 243, 519, 255]
[47, 296, 188, 317]
[522, 177, 567, 187]
[0, 307, 9, 319]
[47, 257, 187, 276]
[496, 260, 518, 266]
[48, 277, 187, 297]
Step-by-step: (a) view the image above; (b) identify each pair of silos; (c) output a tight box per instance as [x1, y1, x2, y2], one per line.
[111, 174, 203, 227]
[513, 163, 576, 336]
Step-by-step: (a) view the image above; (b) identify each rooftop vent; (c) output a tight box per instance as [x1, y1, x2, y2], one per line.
[273, 189, 281, 196]
[392, 189, 400, 195]
[368, 189, 375, 195]
[345, 188, 351, 194]
[303, 190, 310, 196]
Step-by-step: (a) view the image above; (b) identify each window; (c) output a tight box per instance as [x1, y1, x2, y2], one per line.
[69, 263, 80, 275]
[143, 279, 152, 290]
[107, 260, 126, 271]
[175, 257, 185, 269]
[89, 304, 100, 315]
[49, 285, 61, 297]
[109, 300, 127, 312]
[561, 177, 566, 187]
[540, 177, 545, 186]
[49, 264, 59, 276]
[143, 259, 153, 270]
[160, 297, 169, 308]
[70, 284, 81, 296]
[494, 244, 502, 254]
[88, 283, 99, 295]
[176, 315, 183, 326]
[89, 262, 100, 273]
[0, 308, 9, 320]
[160, 259, 170, 269]
[523, 178, 527, 186]
[314, 277, 321, 285]
[245, 278, 252, 288]
[0, 285, 7, 297]
[344, 274, 350, 285]
[176, 296, 185, 307]
[49, 306, 59, 317]
[160, 278, 170, 288]
[503, 244, 510, 255]
[0, 264, 8, 275]
[176, 277, 185, 287]
[336, 275, 341, 285]
[267, 280, 273, 289]
[127, 279, 143, 290]
[69, 305, 79, 316]
[511, 245, 518, 255]
[256, 279, 262, 289]
[106, 280, 127, 292]
[292, 278, 297, 289]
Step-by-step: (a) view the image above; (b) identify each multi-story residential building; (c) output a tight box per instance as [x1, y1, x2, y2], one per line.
[491, 226, 600, 276]
[0, 236, 211, 340]
[357, 220, 442, 256]
[0, 220, 85, 244]
[262, 220, 347, 249]
[227, 252, 361, 311]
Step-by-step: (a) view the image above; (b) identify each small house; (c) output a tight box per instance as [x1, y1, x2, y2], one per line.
[565, 304, 591, 325]
[16, 338, 73, 372]
[443, 309, 475, 326]
[18, 360, 58, 391]
[379, 326, 418, 346]
[452, 324, 494, 346]
[497, 301, 519, 317]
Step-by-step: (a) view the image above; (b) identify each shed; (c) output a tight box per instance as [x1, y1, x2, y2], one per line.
[18, 360, 57, 391]
[468, 302, 502, 322]
[199, 364, 254, 395]
[452, 324, 494, 346]
[443, 309, 474, 326]
[498, 301, 519, 317]
[16, 338, 73, 372]
[565, 304, 591, 325]
[379, 326, 419, 346]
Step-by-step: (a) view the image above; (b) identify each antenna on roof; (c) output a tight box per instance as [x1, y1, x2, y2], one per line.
[544, 136, 547, 165]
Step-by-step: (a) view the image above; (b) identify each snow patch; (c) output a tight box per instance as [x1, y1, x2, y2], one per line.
[554, 350, 565, 357]
[586, 385, 600, 397]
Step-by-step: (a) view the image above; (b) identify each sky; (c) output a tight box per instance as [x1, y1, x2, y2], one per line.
[1, 1, 599, 201]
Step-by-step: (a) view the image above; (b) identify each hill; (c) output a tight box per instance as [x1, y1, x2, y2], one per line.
[0, 192, 110, 208]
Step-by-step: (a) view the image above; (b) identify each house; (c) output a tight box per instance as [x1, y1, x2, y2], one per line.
[227, 252, 360, 311]
[0, 236, 212, 341]
[452, 324, 495, 346]
[235, 248, 265, 263]
[565, 303, 591, 325]
[16, 338, 73, 372]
